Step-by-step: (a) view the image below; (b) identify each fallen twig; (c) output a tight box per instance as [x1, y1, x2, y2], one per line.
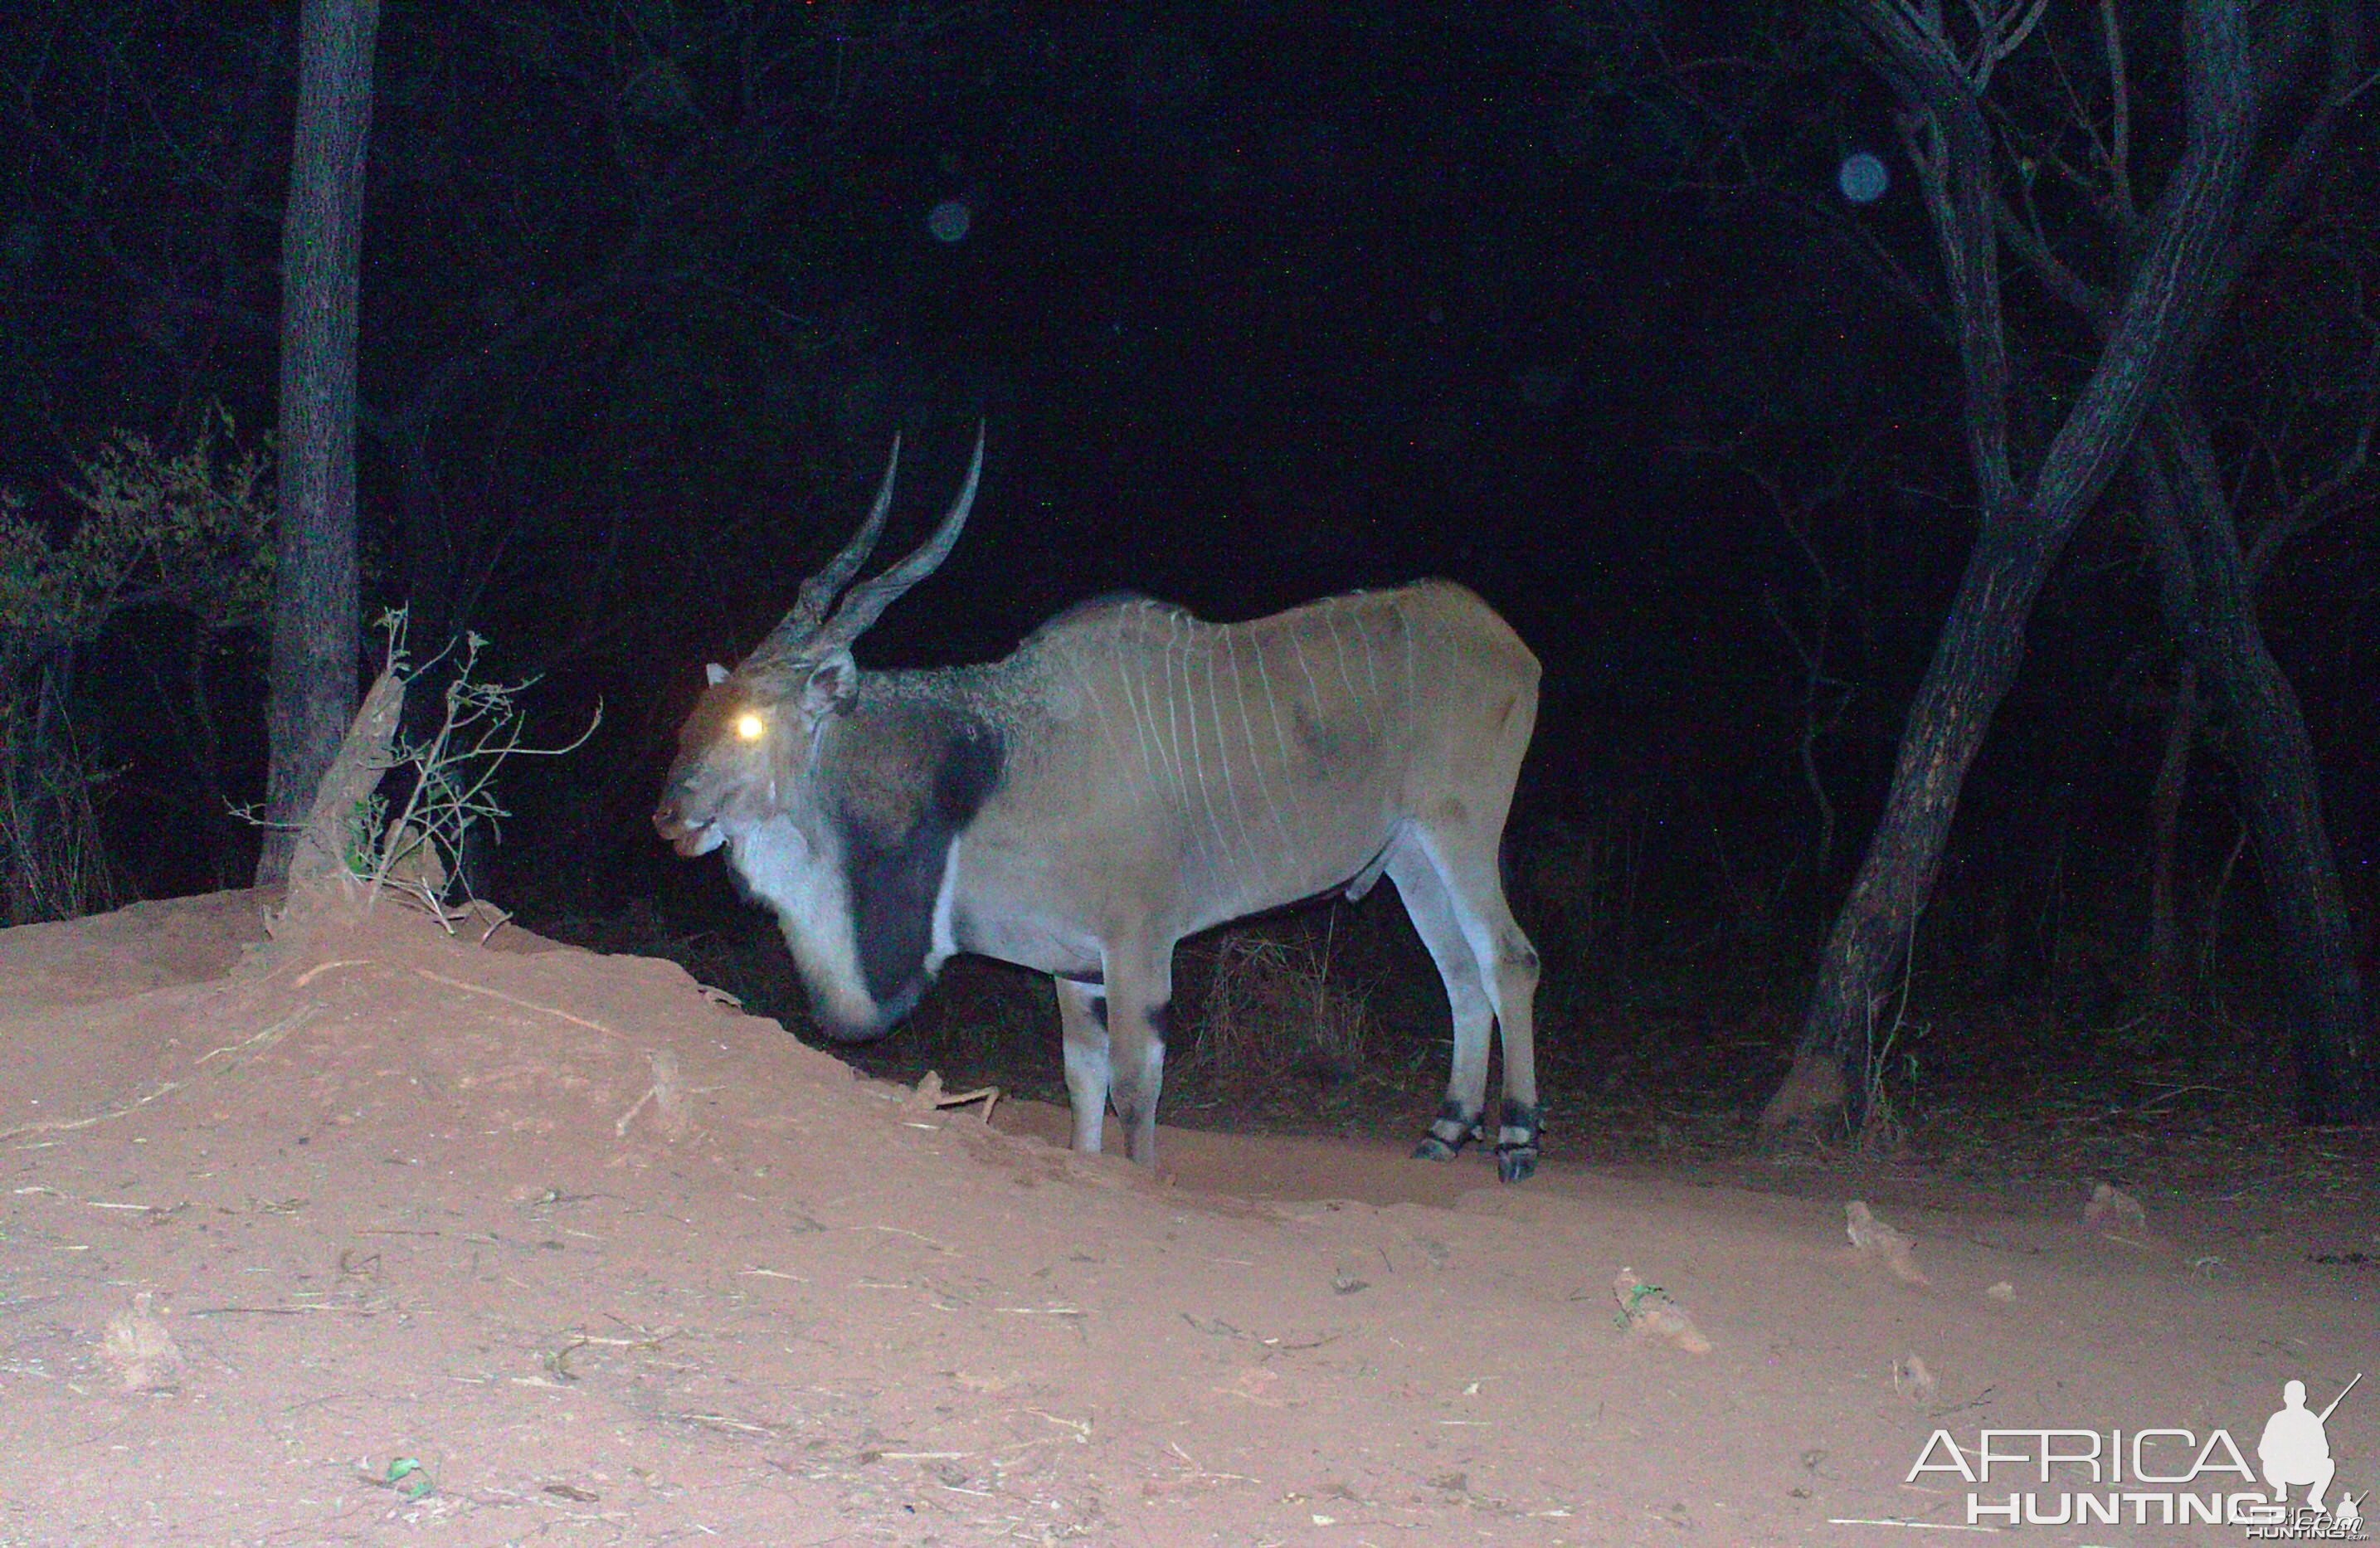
[197, 1005, 321, 1067]
[3, 1004, 324, 1146]
[293, 959, 372, 989]
[411, 968, 621, 1037]
[904, 1069, 1000, 1125]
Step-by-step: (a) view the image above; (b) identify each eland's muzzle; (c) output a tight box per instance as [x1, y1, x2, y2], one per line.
[650, 799, 719, 857]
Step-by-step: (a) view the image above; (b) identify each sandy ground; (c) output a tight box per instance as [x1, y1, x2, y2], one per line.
[0, 891, 2374, 1546]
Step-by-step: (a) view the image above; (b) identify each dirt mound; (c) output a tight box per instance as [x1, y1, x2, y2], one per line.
[0, 893, 2373, 1545]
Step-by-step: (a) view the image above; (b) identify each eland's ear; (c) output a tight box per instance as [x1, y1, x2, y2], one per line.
[802, 650, 859, 719]
[704, 662, 730, 687]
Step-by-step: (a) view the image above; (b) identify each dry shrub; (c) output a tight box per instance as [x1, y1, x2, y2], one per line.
[0, 699, 116, 926]
[2, 415, 267, 922]
[1181, 930, 1375, 1097]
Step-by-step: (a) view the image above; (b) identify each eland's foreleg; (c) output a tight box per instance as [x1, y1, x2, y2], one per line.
[1100, 939, 1173, 1169]
[1054, 976, 1110, 1155]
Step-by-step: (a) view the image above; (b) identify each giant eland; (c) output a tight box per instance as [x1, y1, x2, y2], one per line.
[653, 430, 1546, 1180]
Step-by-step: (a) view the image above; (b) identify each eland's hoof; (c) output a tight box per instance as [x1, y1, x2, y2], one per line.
[1413, 1135, 1462, 1163]
[1494, 1143, 1539, 1184]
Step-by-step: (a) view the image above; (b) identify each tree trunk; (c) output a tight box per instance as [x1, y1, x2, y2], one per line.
[1764, 0, 2256, 1128]
[2139, 411, 2373, 1120]
[256, 0, 380, 886]
[1772, 528, 2039, 1119]
[1983, 0, 2368, 1113]
[2143, 661, 2197, 1025]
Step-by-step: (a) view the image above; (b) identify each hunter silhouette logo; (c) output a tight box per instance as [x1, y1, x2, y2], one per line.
[2260, 1375, 2358, 1517]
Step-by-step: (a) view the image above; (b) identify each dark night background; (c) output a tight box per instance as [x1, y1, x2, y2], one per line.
[3, 1, 2375, 1143]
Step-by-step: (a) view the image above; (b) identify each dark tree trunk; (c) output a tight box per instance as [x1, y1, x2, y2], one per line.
[1993, 0, 2370, 1118]
[256, 0, 380, 886]
[1775, 528, 2034, 1119]
[2139, 411, 2373, 1120]
[1764, 0, 2258, 1127]
[2144, 661, 2197, 1024]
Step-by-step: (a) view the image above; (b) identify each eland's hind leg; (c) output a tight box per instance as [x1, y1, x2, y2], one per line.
[1387, 847, 1497, 1164]
[1413, 828, 1542, 1182]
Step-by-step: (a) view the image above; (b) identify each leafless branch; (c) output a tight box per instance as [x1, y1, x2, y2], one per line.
[2243, 328, 2380, 581]
[2100, 0, 2136, 222]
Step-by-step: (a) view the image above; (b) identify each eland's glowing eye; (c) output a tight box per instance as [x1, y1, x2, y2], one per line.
[732, 712, 767, 742]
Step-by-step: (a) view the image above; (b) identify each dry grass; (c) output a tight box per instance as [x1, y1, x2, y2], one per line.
[1178, 929, 1376, 1098]
[0, 715, 119, 927]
